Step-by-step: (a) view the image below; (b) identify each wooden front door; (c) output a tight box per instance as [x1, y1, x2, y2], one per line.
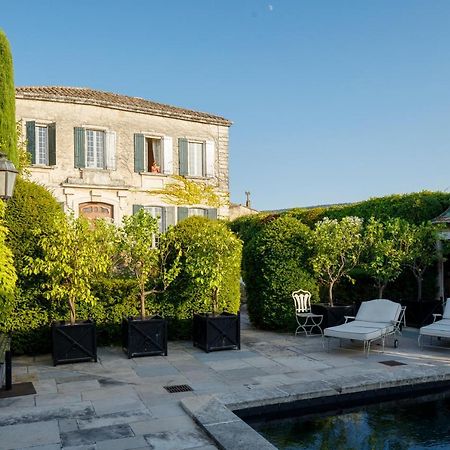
[79, 202, 114, 221]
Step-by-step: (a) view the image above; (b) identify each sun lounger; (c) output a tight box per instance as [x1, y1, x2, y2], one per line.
[418, 299, 450, 348]
[323, 299, 403, 356]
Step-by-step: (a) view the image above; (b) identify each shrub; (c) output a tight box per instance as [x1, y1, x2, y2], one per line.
[243, 215, 319, 331]
[162, 217, 242, 338]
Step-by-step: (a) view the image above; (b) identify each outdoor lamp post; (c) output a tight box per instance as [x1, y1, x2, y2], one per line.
[0, 152, 18, 201]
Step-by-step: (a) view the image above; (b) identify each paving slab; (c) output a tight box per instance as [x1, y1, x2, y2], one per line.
[0, 420, 60, 448]
[61, 423, 134, 447]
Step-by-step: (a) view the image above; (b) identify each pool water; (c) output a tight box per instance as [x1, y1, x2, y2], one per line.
[251, 391, 450, 449]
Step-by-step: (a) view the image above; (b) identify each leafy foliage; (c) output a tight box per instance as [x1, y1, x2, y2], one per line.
[0, 200, 17, 327]
[24, 214, 117, 324]
[363, 218, 411, 298]
[118, 209, 181, 318]
[0, 29, 17, 164]
[243, 215, 319, 330]
[163, 216, 242, 332]
[311, 217, 365, 306]
[148, 175, 227, 207]
[289, 191, 450, 226]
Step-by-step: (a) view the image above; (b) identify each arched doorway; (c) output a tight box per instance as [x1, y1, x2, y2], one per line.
[79, 202, 114, 221]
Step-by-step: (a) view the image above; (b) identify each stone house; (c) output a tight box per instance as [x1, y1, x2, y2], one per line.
[15, 86, 231, 229]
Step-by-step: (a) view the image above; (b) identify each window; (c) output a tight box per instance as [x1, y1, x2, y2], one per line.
[134, 134, 173, 174]
[177, 207, 217, 222]
[79, 202, 114, 222]
[145, 138, 162, 173]
[144, 206, 164, 233]
[74, 127, 116, 170]
[86, 129, 105, 169]
[133, 205, 176, 233]
[26, 121, 56, 166]
[178, 138, 215, 177]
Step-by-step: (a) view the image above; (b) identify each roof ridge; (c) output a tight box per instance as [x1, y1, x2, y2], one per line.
[15, 86, 232, 126]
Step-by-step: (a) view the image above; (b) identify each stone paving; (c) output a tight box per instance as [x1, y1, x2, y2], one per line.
[2, 311, 450, 449]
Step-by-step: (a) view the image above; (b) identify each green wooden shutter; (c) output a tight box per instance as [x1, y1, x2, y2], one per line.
[206, 208, 218, 220]
[164, 206, 176, 230]
[26, 121, 36, 164]
[74, 127, 86, 168]
[48, 123, 56, 166]
[177, 207, 188, 223]
[133, 204, 144, 215]
[134, 133, 145, 172]
[202, 142, 206, 177]
[178, 138, 188, 175]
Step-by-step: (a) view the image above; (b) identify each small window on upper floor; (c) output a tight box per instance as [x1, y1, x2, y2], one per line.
[74, 127, 116, 170]
[178, 138, 215, 178]
[26, 121, 56, 166]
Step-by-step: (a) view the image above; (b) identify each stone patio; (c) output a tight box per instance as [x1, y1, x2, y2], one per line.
[2, 310, 450, 449]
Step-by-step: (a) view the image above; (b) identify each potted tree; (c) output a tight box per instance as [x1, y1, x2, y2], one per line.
[401, 221, 442, 326]
[119, 209, 181, 358]
[310, 216, 365, 327]
[166, 216, 242, 352]
[24, 214, 115, 365]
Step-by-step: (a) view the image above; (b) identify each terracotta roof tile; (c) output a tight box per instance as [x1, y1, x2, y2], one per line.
[15, 86, 232, 126]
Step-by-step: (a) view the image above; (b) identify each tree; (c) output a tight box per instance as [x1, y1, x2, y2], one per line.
[403, 222, 439, 301]
[165, 216, 242, 317]
[24, 214, 116, 325]
[148, 175, 227, 207]
[0, 200, 17, 327]
[311, 216, 365, 306]
[363, 217, 411, 298]
[0, 30, 17, 165]
[118, 209, 181, 319]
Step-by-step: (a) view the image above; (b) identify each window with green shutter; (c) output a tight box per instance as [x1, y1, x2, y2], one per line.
[48, 123, 56, 166]
[134, 133, 145, 172]
[74, 127, 86, 168]
[178, 138, 188, 175]
[26, 121, 36, 164]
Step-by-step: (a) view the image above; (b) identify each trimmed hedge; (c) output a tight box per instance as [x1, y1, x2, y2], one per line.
[288, 191, 450, 226]
[243, 215, 319, 331]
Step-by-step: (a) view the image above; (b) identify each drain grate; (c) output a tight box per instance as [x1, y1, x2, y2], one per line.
[379, 360, 407, 367]
[163, 384, 193, 393]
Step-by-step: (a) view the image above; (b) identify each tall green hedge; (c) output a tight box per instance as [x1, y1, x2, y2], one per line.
[288, 191, 450, 226]
[0, 29, 17, 165]
[243, 215, 319, 330]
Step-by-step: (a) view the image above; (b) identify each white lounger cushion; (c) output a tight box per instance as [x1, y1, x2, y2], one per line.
[420, 322, 450, 338]
[356, 299, 401, 324]
[324, 323, 383, 341]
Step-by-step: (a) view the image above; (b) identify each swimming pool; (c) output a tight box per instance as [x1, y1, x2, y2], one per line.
[247, 384, 450, 449]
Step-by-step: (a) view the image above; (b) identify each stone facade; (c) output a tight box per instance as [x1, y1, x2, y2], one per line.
[15, 87, 231, 226]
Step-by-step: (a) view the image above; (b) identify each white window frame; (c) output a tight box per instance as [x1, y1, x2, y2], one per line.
[188, 208, 206, 218]
[35, 124, 49, 166]
[144, 136, 163, 173]
[85, 128, 106, 169]
[188, 141, 204, 177]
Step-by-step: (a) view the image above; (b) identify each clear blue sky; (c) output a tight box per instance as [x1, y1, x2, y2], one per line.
[3, 0, 450, 211]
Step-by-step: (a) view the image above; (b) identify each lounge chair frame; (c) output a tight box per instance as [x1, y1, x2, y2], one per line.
[323, 300, 404, 357]
[418, 299, 450, 349]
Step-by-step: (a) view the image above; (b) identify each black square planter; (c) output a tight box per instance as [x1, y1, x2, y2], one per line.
[122, 316, 167, 359]
[52, 320, 97, 366]
[311, 304, 356, 329]
[193, 312, 240, 353]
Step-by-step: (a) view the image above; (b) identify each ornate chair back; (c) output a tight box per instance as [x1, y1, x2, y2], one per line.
[292, 289, 312, 315]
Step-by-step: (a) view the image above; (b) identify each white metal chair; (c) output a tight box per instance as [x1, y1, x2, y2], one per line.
[292, 289, 323, 336]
